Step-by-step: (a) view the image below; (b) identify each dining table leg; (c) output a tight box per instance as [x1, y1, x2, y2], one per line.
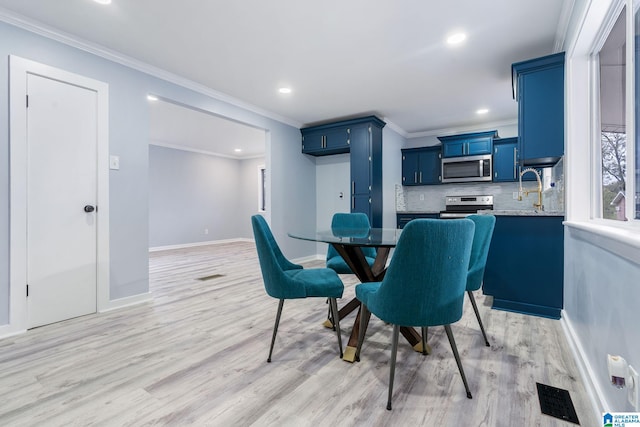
[325, 243, 430, 360]
[322, 297, 360, 328]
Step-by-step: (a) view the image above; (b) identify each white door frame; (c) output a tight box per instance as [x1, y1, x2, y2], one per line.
[8, 56, 110, 334]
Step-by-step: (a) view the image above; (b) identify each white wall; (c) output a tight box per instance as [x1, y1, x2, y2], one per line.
[0, 19, 313, 329]
[148, 145, 264, 248]
[563, 0, 640, 415]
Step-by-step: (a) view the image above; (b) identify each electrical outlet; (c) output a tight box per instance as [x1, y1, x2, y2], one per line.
[513, 191, 519, 200]
[630, 365, 639, 409]
[419, 194, 424, 201]
[204, 228, 209, 235]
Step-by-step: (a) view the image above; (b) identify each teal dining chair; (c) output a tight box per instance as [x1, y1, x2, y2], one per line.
[354, 218, 475, 410]
[466, 214, 496, 347]
[326, 212, 376, 274]
[251, 215, 344, 362]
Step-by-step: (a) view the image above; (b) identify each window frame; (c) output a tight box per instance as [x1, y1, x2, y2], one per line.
[591, 0, 638, 225]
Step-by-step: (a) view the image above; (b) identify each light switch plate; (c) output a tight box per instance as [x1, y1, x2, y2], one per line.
[109, 155, 120, 170]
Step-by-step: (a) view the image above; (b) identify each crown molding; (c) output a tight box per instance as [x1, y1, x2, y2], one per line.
[554, 0, 576, 52]
[381, 117, 409, 138]
[406, 118, 518, 139]
[0, 8, 302, 129]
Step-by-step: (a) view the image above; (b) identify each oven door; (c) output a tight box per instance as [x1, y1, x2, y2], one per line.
[441, 154, 492, 183]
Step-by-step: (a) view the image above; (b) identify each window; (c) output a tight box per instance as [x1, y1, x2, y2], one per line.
[596, 1, 639, 221]
[599, 7, 627, 220]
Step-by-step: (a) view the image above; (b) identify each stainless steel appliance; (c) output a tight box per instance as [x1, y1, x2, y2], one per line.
[441, 154, 492, 183]
[439, 195, 494, 219]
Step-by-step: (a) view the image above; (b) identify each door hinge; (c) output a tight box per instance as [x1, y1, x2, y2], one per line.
[26, 284, 29, 297]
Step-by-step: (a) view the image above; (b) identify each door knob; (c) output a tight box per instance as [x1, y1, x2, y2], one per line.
[84, 205, 95, 213]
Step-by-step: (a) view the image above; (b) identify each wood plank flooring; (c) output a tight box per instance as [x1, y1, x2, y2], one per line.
[0, 241, 597, 426]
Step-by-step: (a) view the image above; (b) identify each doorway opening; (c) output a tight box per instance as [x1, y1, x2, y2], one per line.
[147, 98, 268, 252]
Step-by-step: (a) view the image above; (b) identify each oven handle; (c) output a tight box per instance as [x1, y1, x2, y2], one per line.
[439, 212, 472, 219]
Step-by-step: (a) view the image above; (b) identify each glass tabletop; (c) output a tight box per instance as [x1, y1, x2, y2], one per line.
[288, 227, 402, 247]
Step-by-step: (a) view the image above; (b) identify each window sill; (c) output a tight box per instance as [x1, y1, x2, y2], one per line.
[563, 219, 640, 265]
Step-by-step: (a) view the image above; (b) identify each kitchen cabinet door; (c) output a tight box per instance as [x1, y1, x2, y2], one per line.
[512, 52, 565, 166]
[401, 150, 420, 185]
[301, 124, 350, 156]
[483, 215, 564, 319]
[438, 130, 497, 158]
[401, 146, 441, 185]
[493, 138, 518, 182]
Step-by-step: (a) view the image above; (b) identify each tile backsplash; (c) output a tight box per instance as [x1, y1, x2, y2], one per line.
[396, 157, 565, 213]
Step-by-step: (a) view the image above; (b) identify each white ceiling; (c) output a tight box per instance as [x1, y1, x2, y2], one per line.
[149, 99, 266, 159]
[0, 0, 571, 154]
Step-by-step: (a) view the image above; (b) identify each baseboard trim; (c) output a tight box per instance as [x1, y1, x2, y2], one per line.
[0, 324, 27, 340]
[560, 310, 608, 421]
[149, 238, 253, 252]
[290, 254, 324, 265]
[98, 292, 153, 313]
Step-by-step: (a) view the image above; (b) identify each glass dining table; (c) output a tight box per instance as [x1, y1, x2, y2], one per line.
[288, 226, 430, 362]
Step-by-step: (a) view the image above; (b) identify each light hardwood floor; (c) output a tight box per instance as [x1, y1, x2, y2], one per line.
[0, 241, 596, 426]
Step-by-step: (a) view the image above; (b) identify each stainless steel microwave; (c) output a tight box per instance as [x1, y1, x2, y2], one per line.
[441, 154, 492, 183]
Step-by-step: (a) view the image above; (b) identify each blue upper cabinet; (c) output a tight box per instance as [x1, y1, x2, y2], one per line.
[401, 146, 441, 185]
[438, 130, 497, 158]
[512, 52, 565, 166]
[493, 137, 518, 182]
[301, 125, 351, 156]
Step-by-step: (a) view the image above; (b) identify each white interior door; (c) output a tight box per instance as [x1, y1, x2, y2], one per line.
[26, 73, 98, 328]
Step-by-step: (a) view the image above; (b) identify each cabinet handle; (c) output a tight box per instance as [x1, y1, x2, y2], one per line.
[419, 172, 422, 183]
[352, 197, 355, 210]
[513, 147, 517, 179]
[414, 172, 418, 183]
[352, 181, 355, 193]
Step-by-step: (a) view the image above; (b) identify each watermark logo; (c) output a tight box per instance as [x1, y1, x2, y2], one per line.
[604, 412, 640, 426]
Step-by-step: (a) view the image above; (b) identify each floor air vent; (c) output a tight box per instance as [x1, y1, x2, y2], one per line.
[536, 382, 580, 425]
[196, 274, 225, 281]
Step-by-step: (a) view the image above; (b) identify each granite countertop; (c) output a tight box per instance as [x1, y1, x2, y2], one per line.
[396, 210, 440, 215]
[479, 209, 565, 217]
[396, 209, 565, 217]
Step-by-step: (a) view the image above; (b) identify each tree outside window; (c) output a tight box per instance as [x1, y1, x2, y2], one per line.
[601, 131, 627, 220]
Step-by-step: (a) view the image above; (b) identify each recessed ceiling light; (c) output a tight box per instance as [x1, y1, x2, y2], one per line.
[447, 32, 467, 45]
[476, 108, 489, 115]
[278, 87, 292, 94]
[234, 148, 242, 153]
[94, 0, 112, 4]
[147, 95, 158, 101]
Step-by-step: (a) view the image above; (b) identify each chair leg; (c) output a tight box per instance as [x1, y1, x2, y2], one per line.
[354, 304, 371, 362]
[421, 327, 428, 355]
[444, 324, 472, 399]
[467, 290, 490, 346]
[329, 298, 343, 358]
[267, 299, 284, 363]
[387, 324, 400, 410]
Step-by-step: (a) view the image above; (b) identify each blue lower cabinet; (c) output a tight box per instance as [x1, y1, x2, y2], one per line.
[482, 215, 564, 319]
[396, 213, 439, 229]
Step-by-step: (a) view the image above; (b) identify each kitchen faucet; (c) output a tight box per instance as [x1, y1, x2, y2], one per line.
[518, 168, 544, 211]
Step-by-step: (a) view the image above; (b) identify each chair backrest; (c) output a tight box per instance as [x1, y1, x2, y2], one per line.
[466, 215, 496, 292]
[327, 213, 376, 260]
[251, 215, 304, 299]
[370, 218, 474, 327]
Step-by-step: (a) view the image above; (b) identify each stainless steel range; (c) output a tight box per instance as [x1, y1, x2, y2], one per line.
[440, 195, 494, 219]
